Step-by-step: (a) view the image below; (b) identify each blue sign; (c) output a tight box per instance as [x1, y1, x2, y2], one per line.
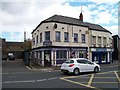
[96, 48, 107, 52]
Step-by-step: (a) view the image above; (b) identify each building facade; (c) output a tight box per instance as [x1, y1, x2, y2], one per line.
[31, 14, 113, 66]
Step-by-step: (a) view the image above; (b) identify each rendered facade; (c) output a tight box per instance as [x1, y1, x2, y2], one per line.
[31, 13, 113, 66]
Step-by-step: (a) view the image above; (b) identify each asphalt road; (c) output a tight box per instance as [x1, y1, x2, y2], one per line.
[2, 59, 120, 90]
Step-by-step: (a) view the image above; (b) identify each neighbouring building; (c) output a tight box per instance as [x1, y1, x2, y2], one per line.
[112, 35, 119, 60]
[2, 38, 32, 60]
[31, 13, 113, 66]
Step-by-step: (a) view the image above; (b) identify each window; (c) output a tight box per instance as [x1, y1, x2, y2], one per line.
[74, 33, 78, 43]
[45, 31, 50, 40]
[65, 60, 74, 63]
[39, 51, 42, 59]
[77, 60, 87, 64]
[98, 37, 101, 46]
[92, 36, 96, 45]
[40, 33, 42, 43]
[81, 34, 86, 43]
[55, 31, 61, 42]
[109, 38, 112, 47]
[36, 35, 38, 44]
[32, 38, 35, 45]
[64, 32, 69, 42]
[103, 37, 106, 46]
[56, 50, 67, 59]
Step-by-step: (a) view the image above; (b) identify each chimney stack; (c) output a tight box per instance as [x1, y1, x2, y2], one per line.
[79, 6, 83, 21]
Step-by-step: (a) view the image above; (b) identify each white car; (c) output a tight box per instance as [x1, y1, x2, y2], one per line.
[61, 58, 100, 75]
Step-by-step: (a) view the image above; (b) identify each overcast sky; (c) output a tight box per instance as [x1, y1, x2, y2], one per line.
[0, 0, 119, 42]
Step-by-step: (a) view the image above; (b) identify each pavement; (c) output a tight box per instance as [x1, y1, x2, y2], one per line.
[27, 60, 60, 71]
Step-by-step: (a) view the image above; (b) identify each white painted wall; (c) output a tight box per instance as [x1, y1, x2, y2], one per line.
[32, 22, 89, 48]
[90, 30, 112, 47]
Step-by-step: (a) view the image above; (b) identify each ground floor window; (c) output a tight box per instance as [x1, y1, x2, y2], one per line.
[92, 52, 108, 64]
[56, 50, 67, 59]
[93, 54, 99, 63]
[101, 53, 107, 63]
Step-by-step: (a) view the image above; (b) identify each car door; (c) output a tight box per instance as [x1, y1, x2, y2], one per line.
[77, 60, 87, 72]
[85, 60, 95, 72]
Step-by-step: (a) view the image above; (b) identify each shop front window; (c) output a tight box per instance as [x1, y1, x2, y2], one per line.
[101, 53, 107, 63]
[79, 51, 83, 58]
[94, 56, 98, 63]
[56, 50, 67, 59]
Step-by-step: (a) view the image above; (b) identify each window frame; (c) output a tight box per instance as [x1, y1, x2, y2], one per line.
[45, 31, 50, 41]
[81, 34, 86, 43]
[40, 32, 42, 43]
[74, 33, 78, 43]
[64, 32, 69, 42]
[55, 31, 61, 42]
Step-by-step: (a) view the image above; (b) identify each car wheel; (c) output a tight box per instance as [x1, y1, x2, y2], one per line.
[74, 68, 79, 75]
[94, 67, 99, 73]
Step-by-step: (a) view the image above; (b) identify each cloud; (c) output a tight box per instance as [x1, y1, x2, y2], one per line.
[88, 0, 119, 4]
[1, 1, 118, 41]
[104, 25, 118, 35]
[95, 12, 113, 24]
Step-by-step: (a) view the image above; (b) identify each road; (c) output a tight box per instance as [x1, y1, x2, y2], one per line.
[2, 59, 120, 90]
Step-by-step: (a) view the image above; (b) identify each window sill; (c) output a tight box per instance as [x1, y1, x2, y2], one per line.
[55, 41, 61, 42]
[73, 42, 78, 43]
[64, 41, 69, 43]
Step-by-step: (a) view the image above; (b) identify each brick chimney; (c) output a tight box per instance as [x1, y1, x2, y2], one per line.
[79, 6, 83, 21]
[79, 12, 83, 21]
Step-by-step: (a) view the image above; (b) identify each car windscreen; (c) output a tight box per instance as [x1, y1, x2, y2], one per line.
[65, 60, 74, 63]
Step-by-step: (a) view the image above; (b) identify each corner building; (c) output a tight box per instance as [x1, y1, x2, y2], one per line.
[31, 14, 113, 66]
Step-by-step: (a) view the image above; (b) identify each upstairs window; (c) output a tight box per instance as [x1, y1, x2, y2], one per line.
[109, 38, 112, 47]
[103, 37, 106, 46]
[64, 32, 69, 42]
[40, 33, 42, 43]
[55, 31, 61, 42]
[98, 37, 101, 46]
[81, 34, 86, 43]
[32, 38, 35, 45]
[36, 35, 38, 44]
[74, 33, 78, 43]
[92, 36, 96, 45]
[45, 31, 50, 41]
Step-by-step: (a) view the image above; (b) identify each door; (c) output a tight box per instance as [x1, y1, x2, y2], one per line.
[44, 50, 51, 67]
[77, 60, 87, 72]
[86, 60, 95, 72]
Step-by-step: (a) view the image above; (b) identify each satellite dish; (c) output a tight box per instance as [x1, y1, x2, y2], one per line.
[54, 23, 57, 29]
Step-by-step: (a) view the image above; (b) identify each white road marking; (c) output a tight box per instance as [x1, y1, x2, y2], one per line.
[47, 77, 58, 80]
[4, 80, 36, 84]
[3, 77, 59, 84]
[37, 79, 47, 82]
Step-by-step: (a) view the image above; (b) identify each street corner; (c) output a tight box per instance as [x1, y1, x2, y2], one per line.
[60, 71, 120, 90]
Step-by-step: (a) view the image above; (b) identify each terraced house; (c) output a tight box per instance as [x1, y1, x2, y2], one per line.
[31, 12, 113, 67]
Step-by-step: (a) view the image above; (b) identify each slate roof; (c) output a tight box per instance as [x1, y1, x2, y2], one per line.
[32, 15, 111, 34]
